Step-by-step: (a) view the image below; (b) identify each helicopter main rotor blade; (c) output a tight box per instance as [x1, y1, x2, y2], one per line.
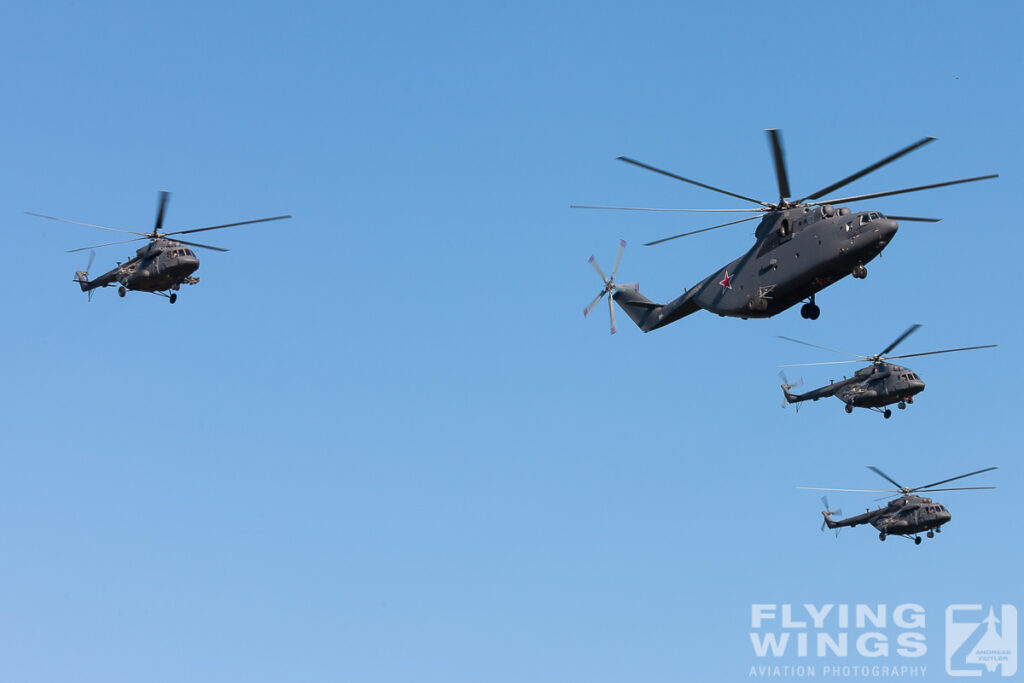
[24, 212, 149, 237]
[643, 215, 762, 246]
[67, 237, 147, 253]
[796, 486, 897, 493]
[811, 174, 999, 206]
[777, 360, 864, 368]
[878, 324, 922, 357]
[617, 156, 770, 207]
[166, 214, 292, 236]
[867, 466, 906, 491]
[914, 486, 996, 492]
[777, 335, 867, 359]
[172, 238, 229, 253]
[886, 216, 941, 223]
[610, 239, 625, 281]
[583, 289, 605, 318]
[766, 129, 791, 200]
[884, 344, 998, 361]
[797, 137, 935, 203]
[570, 204, 763, 213]
[154, 191, 170, 233]
[608, 293, 617, 335]
[911, 466, 998, 492]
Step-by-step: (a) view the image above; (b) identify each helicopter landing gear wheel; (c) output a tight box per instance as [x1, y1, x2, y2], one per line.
[169, 293, 177, 304]
[927, 531, 935, 538]
[898, 401, 907, 410]
[118, 286, 126, 298]
[914, 536, 922, 545]
[845, 404, 853, 414]
[879, 532, 886, 541]
[852, 264, 867, 279]
[800, 303, 820, 320]
[883, 409, 892, 419]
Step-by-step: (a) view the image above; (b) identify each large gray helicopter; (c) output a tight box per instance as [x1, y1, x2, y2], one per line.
[27, 192, 290, 303]
[777, 324, 996, 418]
[579, 131, 996, 333]
[798, 466, 997, 545]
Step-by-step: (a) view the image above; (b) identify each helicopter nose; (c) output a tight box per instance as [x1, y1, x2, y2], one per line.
[879, 219, 899, 242]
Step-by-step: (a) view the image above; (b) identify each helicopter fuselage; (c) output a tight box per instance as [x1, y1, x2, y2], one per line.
[693, 205, 897, 319]
[785, 362, 926, 412]
[612, 205, 899, 331]
[79, 239, 200, 294]
[836, 363, 925, 408]
[825, 495, 951, 538]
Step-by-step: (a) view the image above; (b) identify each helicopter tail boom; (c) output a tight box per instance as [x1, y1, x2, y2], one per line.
[612, 288, 700, 332]
[822, 511, 840, 529]
[74, 270, 90, 291]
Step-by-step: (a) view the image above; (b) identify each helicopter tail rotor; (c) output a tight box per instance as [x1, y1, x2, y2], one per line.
[779, 370, 804, 410]
[74, 250, 95, 300]
[820, 496, 842, 535]
[584, 240, 639, 335]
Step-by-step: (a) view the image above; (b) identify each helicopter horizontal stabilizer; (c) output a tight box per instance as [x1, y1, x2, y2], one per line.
[612, 288, 700, 332]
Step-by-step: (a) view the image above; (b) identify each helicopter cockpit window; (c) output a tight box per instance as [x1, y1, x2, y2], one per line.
[860, 214, 869, 225]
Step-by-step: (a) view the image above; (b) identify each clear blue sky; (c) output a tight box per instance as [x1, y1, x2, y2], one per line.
[1, 2, 1020, 681]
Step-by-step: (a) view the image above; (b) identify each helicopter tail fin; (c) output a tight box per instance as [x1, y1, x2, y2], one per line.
[612, 288, 701, 332]
[74, 251, 95, 296]
[821, 511, 839, 530]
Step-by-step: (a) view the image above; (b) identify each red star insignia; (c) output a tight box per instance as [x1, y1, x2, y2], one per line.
[719, 271, 733, 290]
